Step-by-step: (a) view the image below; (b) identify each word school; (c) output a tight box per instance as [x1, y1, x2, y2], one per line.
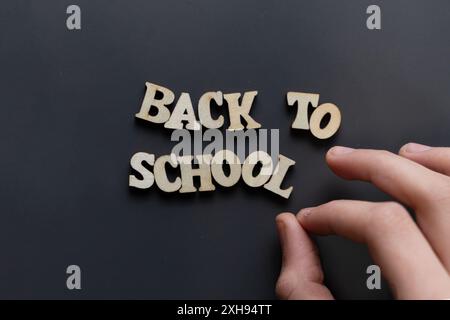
[129, 82, 342, 199]
[129, 151, 296, 199]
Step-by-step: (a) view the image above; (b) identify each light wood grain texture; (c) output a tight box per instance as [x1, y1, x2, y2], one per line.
[242, 151, 273, 187]
[211, 150, 242, 187]
[224, 91, 261, 130]
[287, 92, 319, 130]
[198, 91, 224, 129]
[309, 103, 341, 139]
[154, 155, 182, 192]
[164, 92, 201, 130]
[263, 154, 295, 199]
[135, 82, 174, 124]
[129, 152, 155, 189]
[179, 154, 216, 193]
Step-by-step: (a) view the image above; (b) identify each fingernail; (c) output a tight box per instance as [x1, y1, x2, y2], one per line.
[329, 146, 355, 155]
[403, 143, 432, 153]
[298, 207, 314, 218]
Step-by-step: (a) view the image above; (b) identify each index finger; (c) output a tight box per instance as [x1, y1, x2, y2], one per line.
[297, 200, 450, 299]
[326, 147, 450, 211]
[326, 146, 450, 271]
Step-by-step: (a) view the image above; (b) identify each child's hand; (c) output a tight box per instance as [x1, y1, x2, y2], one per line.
[276, 143, 450, 299]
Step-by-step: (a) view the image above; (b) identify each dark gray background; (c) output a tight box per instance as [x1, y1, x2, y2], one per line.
[0, 0, 449, 299]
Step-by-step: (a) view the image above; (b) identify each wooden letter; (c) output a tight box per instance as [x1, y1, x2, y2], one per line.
[242, 151, 273, 187]
[179, 155, 216, 193]
[198, 91, 224, 129]
[129, 152, 155, 189]
[287, 92, 319, 129]
[135, 82, 174, 124]
[309, 103, 341, 139]
[165, 92, 201, 130]
[154, 155, 182, 192]
[211, 150, 242, 187]
[224, 91, 261, 130]
[263, 154, 295, 199]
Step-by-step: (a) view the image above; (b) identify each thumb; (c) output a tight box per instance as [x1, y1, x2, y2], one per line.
[275, 212, 334, 300]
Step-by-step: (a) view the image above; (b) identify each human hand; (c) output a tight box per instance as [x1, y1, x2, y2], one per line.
[275, 143, 450, 299]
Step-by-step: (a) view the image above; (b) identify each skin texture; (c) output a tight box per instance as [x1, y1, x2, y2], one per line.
[276, 143, 450, 300]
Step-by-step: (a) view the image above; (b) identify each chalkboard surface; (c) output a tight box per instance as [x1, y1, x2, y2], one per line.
[0, 0, 449, 299]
